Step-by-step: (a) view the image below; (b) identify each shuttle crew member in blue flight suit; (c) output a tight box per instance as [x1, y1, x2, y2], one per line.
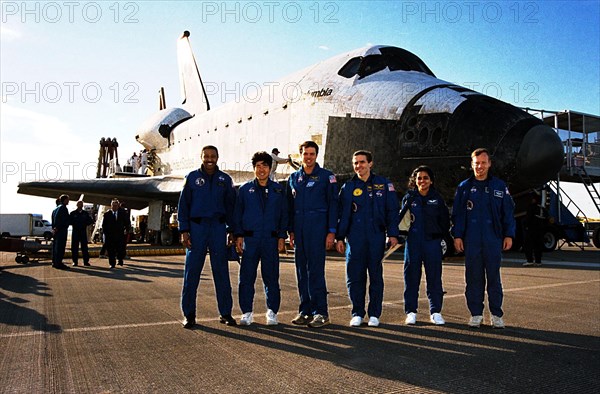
[401, 166, 450, 326]
[335, 151, 399, 328]
[70, 200, 94, 266]
[178, 145, 237, 329]
[234, 151, 288, 326]
[287, 141, 338, 328]
[452, 148, 515, 329]
[51, 194, 70, 270]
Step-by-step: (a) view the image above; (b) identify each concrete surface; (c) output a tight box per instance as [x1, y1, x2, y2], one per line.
[1, 246, 598, 393]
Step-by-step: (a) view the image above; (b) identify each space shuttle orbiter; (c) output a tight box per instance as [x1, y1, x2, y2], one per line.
[19, 30, 565, 233]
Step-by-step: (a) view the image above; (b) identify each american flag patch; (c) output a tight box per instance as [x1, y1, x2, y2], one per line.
[329, 175, 337, 183]
[388, 183, 395, 192]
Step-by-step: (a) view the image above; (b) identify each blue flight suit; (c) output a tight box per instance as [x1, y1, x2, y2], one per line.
[452, 176, 515, 318]
[337, 174, 400, 319]
[178, 166, 236, 318]
[401, 188, 450, 315]
[234, 179, 288, 314]
[288, 163, 338, 317]
[70, 208, 94, 264]
[51, 204, 70, 266]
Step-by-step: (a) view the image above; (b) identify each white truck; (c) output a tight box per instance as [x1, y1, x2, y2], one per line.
[0, 214, 54, 240]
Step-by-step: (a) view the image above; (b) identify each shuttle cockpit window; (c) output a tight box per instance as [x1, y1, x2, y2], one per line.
[338, 46, 435, 79]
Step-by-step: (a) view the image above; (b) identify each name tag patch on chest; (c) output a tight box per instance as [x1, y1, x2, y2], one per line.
[494, 190, 504, 198]
[306, 181, 315, 188]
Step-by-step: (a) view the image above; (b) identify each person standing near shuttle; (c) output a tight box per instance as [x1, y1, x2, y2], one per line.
[269, 148, 291, 181]
[401, 166, 450, 326]
[51, 194, 70, 270]
[70, 200, 94, 266]
[452, 148, 515, 329]
[178, 145, 237, 329]
[102, 198, 131, 269]
[287, 141, 338, 328]
[234, 151, 288, 326]
[522, 195, 547, 267]
[336, 151, 399, 327]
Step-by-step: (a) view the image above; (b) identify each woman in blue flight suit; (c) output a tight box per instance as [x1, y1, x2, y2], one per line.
[401, 165, 450, 326]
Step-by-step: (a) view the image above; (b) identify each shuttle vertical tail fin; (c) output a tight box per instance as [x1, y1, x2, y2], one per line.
[177, 31, 210, 113]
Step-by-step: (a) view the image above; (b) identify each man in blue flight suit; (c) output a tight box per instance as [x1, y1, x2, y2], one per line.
[51, 194, 70, 270]
[287, 141, 338, 328]
[70, 200, 94, 266]
[178, 145, 237, 329]
[452, 148, 515, 329]
[335, 151, 399, 327]
[234, 151, 288, 326]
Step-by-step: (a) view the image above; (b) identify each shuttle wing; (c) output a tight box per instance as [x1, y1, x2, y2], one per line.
[17, 176, 184, 210]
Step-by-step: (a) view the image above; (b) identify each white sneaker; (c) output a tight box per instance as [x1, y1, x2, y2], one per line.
[430, 313, 445, 325]
[405, 312, 417, 325]
[491, 315, 505, 329]
[367, 316, 380, 327]
[265, 309, 278, 325]
[349, 316, 363, 327]
[468, 315, 483, 328]
[240, 312, 253, 326]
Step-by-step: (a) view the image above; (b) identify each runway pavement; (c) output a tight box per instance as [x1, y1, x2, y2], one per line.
[1, 246, 598, 393]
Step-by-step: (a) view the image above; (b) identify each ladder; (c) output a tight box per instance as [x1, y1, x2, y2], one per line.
[575, 166, 600, 215]
[547, 181, 589, 250]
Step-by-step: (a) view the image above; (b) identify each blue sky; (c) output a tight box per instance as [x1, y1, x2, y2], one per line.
[1, 0, 599, 219]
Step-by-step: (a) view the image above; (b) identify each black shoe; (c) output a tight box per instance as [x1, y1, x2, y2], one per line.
[219, 315, 237, 326]
[183, 315, 196, 329]
[83, 261, 91, 266]
[291, 313, 313, 325]
[118, 261, 124, 266]
[53, 263, 70, 270]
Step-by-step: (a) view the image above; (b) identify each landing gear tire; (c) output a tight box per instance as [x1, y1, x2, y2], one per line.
[543, 229, 558, 252]
[160, 229, 173, 246]
[593, 228, 600, 249]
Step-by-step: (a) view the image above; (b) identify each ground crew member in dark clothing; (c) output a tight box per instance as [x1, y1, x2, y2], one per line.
[287, 141, 338, 328]
[102, 198, 131, 269]
[70, 200, 94, 266]
[401, 166, 450, 326]
[336, 150, 399, 328]
[452, 148, 515, 329]
[178, 145, 237, 329]
[234, 151, 288, 326]
[51, 194, 70, 270]
[523, 195, 547, 266]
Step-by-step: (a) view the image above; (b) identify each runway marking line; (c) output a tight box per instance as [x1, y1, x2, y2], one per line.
[1, 279, 598, 339]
